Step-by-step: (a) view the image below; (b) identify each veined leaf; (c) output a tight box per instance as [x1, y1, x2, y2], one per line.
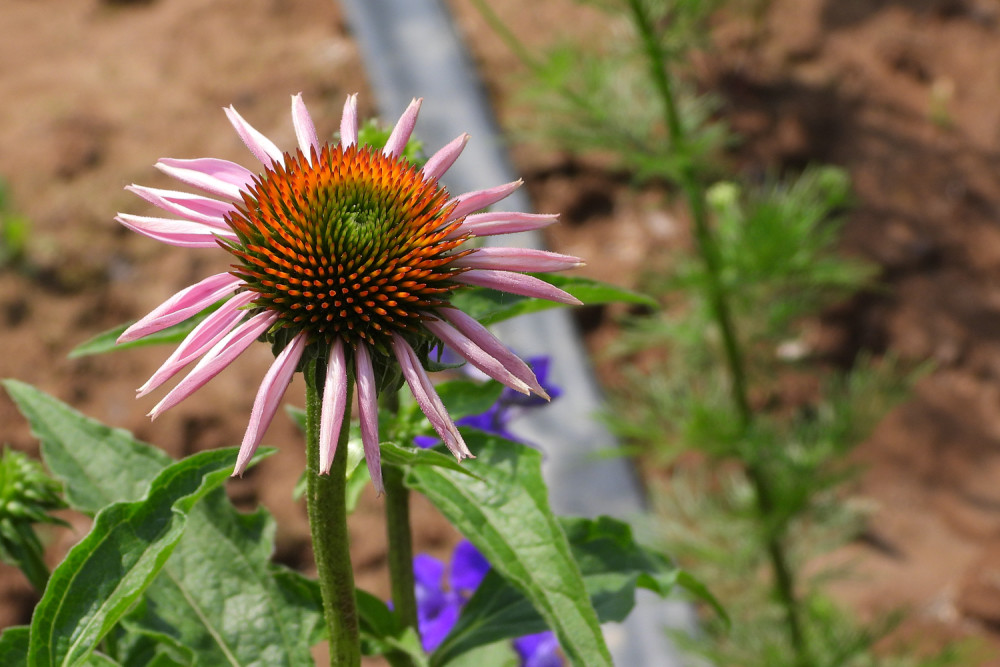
[27, 448, 241, 667]
[405, 432, 612, 667]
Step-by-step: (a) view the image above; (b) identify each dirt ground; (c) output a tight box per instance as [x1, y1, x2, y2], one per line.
[4, 0, 1000, 663]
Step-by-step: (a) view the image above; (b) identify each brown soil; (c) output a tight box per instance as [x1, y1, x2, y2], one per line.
[4, 0, 1000, 663]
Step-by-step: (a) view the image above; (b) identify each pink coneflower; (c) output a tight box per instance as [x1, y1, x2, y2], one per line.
[117, 94, 581, 493]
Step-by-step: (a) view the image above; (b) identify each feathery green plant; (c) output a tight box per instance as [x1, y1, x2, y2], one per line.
[472, 0, 975, 663]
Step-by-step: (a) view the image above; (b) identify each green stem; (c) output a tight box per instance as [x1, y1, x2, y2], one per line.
[379, 390, 417, 667]
[384, 465, 417, 666]
[305, 359, 361, 667]
[625, 0, 807, 662]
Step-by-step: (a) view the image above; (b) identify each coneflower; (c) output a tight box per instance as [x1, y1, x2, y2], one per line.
[117, 94, 581, 493]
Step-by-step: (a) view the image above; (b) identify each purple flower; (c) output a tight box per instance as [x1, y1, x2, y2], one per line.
[514, 632, 562, 667]
[413, 554, 463, 653]
[116, 94, 581, 492]
[416, 355, 561, 447]
[408, 540, 561, 664]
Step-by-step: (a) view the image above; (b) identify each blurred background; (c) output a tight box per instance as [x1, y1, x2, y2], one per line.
[4, 0, 1000, 663]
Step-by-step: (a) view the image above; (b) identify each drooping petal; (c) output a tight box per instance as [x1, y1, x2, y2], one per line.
[456, 269, 582, 306]
[424, 318, 530, 395]
[290, 93, 320, 161]
[340, 93, 359, 147]
[438, 307, 550, 399]
[383, 98, 422, 159]
[452, 247, 583, 273]
[115, 214, 237, 248]
[423, 133, 469, 182]
[137, 291, 259, 397]
[126, 185, 235, 229]
[448, 211, 558, 239]
[148, 311, 278, 420]
[392, 334, 472, 460]
[234, 333, 307, 475]
[156, 157, 256, 200]
[354, 343, 384, 494]
[319, 339, 348, 475]
[446, 180, 522, 221]
[119, 272, 243, 343]
[224, 105, 284, 167]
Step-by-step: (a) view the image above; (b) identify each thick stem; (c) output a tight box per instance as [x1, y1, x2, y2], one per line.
[305, 359, 361, 667]
[625, 0, 807, 662]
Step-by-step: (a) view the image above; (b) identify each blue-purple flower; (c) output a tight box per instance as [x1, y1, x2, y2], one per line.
[416, 355, 561, 446]
[409, 540, 561, 664]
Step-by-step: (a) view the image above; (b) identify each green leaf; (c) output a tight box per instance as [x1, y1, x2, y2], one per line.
[435, 380, 504, 421]
[380, 442, 479, 479]
[123, 489, 322, 667]
[450, 274, 655, 326]
[444, 641, 519, 667]
[69, 305, 221, 359]
[28, 448, 241, 667]
[433, 515, 693, 663]
[0, 626, 29, 666]
[405, 432, 612, 667]
[2, 380, 171, 513]
[356, 590, 429, 664]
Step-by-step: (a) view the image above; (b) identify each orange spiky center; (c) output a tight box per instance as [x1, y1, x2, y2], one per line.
[222, 143, 470, 347]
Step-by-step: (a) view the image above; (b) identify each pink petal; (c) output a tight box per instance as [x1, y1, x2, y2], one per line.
[137, 291, 259, 397]
[423, 133, 469, 182]
[224, 106, 284, 167]
[148, 311, 278, 419]
[354, 343, 384, 494]
[449, 212, 558, 239]
[383, 98, 422, 159]
[126, 185, 234, 229]
[340, 94, 358, 148]
[319, 339, 348, 475]
[455, 269, 582, 305]
[291, 93, 320, 161]
[119, 272, 243, 343]
[447, 180, 522, 221]
[115, 214, 237, 248]
[234, 333, 307, 475]
[423, 318, 530, 395]
[156, 158, 256, 200]
[453, 247, 583, 273]
[440, 307, 549, 400]
[391, 334, 472, 460]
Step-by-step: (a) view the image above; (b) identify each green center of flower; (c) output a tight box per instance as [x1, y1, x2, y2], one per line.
[223, 143, 469, 347]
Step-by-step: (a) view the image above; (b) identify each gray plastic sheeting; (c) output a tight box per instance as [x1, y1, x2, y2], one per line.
[338, 0, 699, 663]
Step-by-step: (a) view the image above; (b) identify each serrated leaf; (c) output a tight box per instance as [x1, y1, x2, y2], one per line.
[450, 275, 655, 326]
[69, 305, 221, 359]
[2, 380, 171, 513]
[28, 448, 242, 667]
[433, 515, 694, 663]
[124, 489, 322, 667]
[405, 432, 611, 667]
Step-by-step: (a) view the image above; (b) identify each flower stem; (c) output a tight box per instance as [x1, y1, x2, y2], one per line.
[384, 465, 418, 666]
[380, 390, 418, 667]
[305, 359, 361, 667]
[625, 0, 808, 663]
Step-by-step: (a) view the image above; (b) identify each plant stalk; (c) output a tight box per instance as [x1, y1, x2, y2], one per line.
[305, 359, 361, 667]
[384, 465, 418, 662]
[625, 0, 808, 662]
